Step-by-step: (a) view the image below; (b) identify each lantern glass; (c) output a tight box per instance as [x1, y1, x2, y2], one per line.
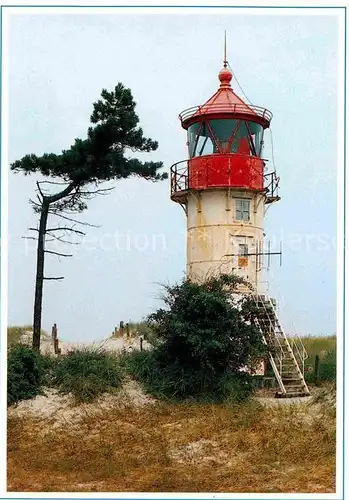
[188, 122, 215, 157]
[188, 119, 264, 157]
[209, 119, 239, 153]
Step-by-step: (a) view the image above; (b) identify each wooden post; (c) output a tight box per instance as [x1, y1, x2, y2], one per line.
[315, 354, 320, 386]
[119, 321, 124, 337]
[126, 323, 130, 339]
[51, 323, 57, 341]
[140, 336, 143, 352]
[52, 323, 60, 355]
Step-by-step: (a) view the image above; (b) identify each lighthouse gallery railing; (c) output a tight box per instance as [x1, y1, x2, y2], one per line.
[170, 159, 280, 201]
[179, 103, 273, 124]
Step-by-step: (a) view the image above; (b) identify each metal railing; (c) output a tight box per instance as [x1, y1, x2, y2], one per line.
[262, 272, 309, 377]
[179, 103, 273, 124]
[170, 158, 279, 199]
[267, 297, 308, 380]
[252, 294, 286, 394]
[251, 293, 310, 395]
[170, 161, 189, 197]
[264, 172, 280, 202]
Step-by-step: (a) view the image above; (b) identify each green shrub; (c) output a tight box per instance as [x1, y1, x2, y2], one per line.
[123, 274, 265, 402]
[217, 372, 255, 403]
[123, 350, 255, 403]
[7, 344, 51, 406]
[52, 348, 122, 404]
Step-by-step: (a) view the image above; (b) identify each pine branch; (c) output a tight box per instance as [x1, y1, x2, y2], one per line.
[44, 250, 73, 257]
[39, 180, 70, 186]
[49, 212, 100, 228]
[36, 181, 44, 198]
[46, 226, 86, 236]
[44, 276, 65, 280]
[22, 236, 37, 241]
[79, 186, 115, 196]
[47, 233, 80, 245]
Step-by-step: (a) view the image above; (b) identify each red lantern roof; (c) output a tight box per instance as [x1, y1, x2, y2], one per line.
[179, 64, 272, 129]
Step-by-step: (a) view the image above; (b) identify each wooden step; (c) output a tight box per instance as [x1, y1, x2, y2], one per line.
[282, 378, 305, 384]
[275, 392, 311, 399]
[283, 384, 305, 391]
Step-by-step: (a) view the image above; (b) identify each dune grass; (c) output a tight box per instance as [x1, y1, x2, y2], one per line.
[301, 335, 336, 362]
[300, 335, 336, 382]
[53, 347, 123, 404]
[7, 397, 336, 493]
[7, 325, 50, 347]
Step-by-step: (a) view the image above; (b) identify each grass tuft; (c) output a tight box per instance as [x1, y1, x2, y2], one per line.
[7, 325, 50, 347]
[52, 347, 123, 404]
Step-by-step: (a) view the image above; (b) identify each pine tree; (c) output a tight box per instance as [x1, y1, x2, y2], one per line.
[11, 83, 167, 350]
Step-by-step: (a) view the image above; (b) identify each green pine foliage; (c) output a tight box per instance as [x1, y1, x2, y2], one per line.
[11, 84, 167, 185]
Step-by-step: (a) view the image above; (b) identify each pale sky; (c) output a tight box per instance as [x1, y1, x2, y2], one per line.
[7, 11, 339, 341]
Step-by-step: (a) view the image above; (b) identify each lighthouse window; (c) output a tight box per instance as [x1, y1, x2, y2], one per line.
[188, 119, 264, 158]
[189, 122, 215, 157]
[236, 199, 250, 221]
[239, 244, 248, 256]
[232, 122, 254, 155]
[209, 119, 239, 153]
[248, 121, 264, 156]
[188, 123, 201, 157]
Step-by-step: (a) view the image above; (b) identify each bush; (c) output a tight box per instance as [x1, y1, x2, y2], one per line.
[217, 371, 255, 403]
[52, 348, 122, 404]
[7, 344, 51, 406]
[124, 350, 255, 403]
[124, 274, 266, 402]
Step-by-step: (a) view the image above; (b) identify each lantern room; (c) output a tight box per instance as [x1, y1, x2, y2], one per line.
[171, 63, 278, 202]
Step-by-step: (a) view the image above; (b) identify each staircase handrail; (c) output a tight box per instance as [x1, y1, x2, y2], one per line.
[251, 293, 286, 394]
[263, 271, 309, 373]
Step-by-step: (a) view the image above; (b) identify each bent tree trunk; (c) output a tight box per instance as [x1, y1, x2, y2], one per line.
[33, 200, 49, 350]
[32, 182, 77, 350]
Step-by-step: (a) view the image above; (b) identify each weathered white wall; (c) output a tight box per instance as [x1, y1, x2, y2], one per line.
[186, 188, 265, 292]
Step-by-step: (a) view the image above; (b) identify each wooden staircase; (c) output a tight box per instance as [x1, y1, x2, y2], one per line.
[253, 295, 310, 398]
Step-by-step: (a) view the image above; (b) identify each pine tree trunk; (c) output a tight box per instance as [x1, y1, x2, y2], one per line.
[32, 201, 49, 350]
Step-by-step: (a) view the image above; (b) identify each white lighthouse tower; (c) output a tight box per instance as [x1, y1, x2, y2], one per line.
[170, 57, 279, 291]
[170, 49, 310, 398]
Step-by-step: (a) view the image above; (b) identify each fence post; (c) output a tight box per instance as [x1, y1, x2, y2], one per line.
[119, 321, 124, 337]
[315, 354, 320, 386]
[52, 323, 61, 355]
[51, 323, 57, 342]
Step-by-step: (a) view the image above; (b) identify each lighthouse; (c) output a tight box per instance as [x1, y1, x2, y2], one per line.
[170, 48, 311, 398]
[171, 54, 280, 291]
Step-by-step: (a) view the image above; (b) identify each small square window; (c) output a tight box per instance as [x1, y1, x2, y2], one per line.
[236, 199, 250, 221]
[239, 244, 248, 256]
